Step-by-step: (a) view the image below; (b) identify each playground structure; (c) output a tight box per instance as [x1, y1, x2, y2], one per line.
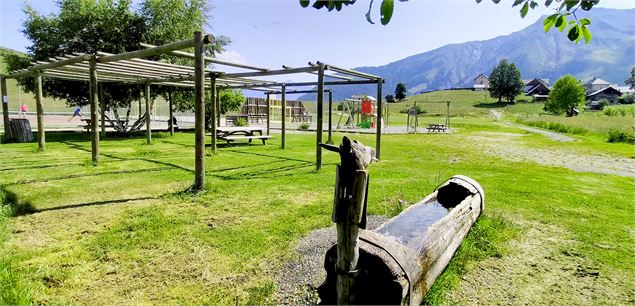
[337, 94, 387, 129]
[406, 100, 451, 133]
[0, 31, 384, 191]
[241, 97, 310, 124]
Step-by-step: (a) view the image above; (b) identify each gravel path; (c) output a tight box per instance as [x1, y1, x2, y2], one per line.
[507, 123, 575, 142]
[468, 132, 635, 177]
[274, 215, 388, 305]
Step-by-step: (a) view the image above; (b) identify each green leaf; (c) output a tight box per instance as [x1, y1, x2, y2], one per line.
[513, 0, 524, 7]
[380, 0, 394, 25]
[556, 15, 567, 32]
[530, 1, 538, 9]
[581, 25, 592, 43]
[581, 0, 599, 10]
[520, 2, 529, 18]
[543, 14, 558, 32]
[565, 0, 580, 11]
[545, 0, 554, 7]
[299, 0, 310, 8]
[567, 24, 580, 41]
[580, 18, 591, 25]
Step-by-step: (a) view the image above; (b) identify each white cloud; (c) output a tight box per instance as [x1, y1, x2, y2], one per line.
[215, 50, 248, 65]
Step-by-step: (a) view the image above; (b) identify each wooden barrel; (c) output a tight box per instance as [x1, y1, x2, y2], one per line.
[318, 175, 484, 305]
[8, 118, 34, 143]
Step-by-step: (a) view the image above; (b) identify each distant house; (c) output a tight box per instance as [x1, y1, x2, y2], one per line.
[473, 74, 489, 91]
[583, 77, 611, 93]
[523, 78, 550, 101]
[615, 85, 635, 95]
[586, 86, 622, 109]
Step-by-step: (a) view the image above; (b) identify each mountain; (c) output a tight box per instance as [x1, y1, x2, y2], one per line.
[299, 8, 635, 101]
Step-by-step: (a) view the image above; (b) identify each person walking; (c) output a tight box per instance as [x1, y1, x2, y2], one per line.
[19, 103, 27, 118]
[68, 106, 83, 121]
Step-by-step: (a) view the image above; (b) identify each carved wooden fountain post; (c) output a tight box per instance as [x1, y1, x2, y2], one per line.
[322, 136, 375, 305]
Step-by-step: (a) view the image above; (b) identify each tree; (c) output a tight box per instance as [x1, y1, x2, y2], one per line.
[7, 0, 229, 133]
[395, 83, 407, 101]
[625, 67, 635, 90]
[385, 94, 395, 103]
[488, 59, 524, 103]
[300, 0, 600, 43]
[545, 74, 586, 116]
[219, 90, 245, 115]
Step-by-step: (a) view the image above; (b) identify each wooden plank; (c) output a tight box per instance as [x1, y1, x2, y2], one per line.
[98, 36, 212, 63]
[223, 66, 317, 79]
[210, 73, 218, 154]
[168, 90, 174, 135]
[144, 83, 151, 145]
[1, 76, 9, 142]
[281, 83, 286, 149]
[327, 89, 333, 144]
[34, 71, 46, 151]
[216, 89, 221, 127]
[316, 63, 325, 170]
[266, 93, 270, 135]
[99, 84, 106, 137]
[5, 54, 93, 79]
[321, 62, 381, 80]
[193, 31, 206, 192]
[89, 58, 99, 164]
[220, 135, 271, 140]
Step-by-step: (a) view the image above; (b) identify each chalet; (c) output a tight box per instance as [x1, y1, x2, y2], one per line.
[583, 77, 611, 93]
[473, 74, 489, 91]
[523, 78, 550, 101]
[586, 86, 622, 109]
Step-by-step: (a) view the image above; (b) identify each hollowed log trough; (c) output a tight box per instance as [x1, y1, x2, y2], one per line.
[318, 175, 485, 305]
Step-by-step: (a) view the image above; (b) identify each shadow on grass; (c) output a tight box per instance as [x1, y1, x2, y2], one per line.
[6, 167, 175, 186]
[0, 186, 37, 216]
[0, 162, 85, 172]
[33, 196, 156, 214]
[473, 102, 514, 108]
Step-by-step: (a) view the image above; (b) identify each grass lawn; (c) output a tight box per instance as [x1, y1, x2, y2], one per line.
[1, 119, 633, 304]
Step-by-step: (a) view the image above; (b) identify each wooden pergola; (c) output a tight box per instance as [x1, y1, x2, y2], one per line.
[0, 31, 383, 191]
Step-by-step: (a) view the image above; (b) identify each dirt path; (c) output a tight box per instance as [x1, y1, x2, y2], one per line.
[468, 132, 635, 178]
[447, 218, 634, 305]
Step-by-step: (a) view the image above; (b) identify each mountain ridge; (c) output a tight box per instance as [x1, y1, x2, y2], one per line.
[299, 8, 635, 101]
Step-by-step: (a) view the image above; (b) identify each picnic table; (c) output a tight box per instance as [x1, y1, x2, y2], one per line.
[426, 124, 447, 133]
[81, 118, 128, 132]
[212, 126, 271, 145]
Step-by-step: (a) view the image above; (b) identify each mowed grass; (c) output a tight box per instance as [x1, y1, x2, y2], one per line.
[0, 125, 633, 304]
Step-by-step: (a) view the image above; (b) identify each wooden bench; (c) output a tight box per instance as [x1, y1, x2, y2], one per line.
[219, 135, 271, 145]
[426, 124, 447, 132]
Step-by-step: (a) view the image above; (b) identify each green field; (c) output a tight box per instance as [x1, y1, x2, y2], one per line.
[1, 111, 633, 304]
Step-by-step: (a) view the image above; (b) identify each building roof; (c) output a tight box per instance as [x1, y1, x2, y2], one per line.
[587, 86, 623, 96]
[584, 77, 610, 86]
[473, 84, 487, 89]
[474, 73, 488, 80]
[615, 86, 635, 94]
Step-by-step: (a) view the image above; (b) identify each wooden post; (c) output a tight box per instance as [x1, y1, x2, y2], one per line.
[144, 83, 151, 145]
[193, 31, 206, 191]
[168, 89, 174, 135]
[216, 88, 221, 126]
[89, 59, 99, 163]
[210, 73, 217, 154]
[34, 71, 46, 151]
[1, 76, 9, 142]
[316, 63, 325, 170]
[266, 93, 270, 135]
[414, 101, 418, 134]
[99, 84, 106, 137]
[138, 95, 142, 119]
[446, 100, 450, 128]
[327, 89, 333, 144]
[375, 79, 383, 160]
[334, 167, 368, 305]
[281, 83, 286, 149]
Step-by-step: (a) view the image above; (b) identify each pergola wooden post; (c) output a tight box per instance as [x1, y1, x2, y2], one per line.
[265, 93, 270, 135]
[144, 82, 151, 145]
[1, 76, 9, 142]
[210, 73, 218, 154]
[327, 89, 333, 144]
[99, 84, 106, 137]
[216, 89, 221, 126]
[89, 58, 98, 163]
[281, 83, 286, 149]
[192, 31, 206, 191]
[375, 78, 383, 160]
[34, 71, 45, 151]
[446, 100, 451, 128]
[316, 63, 325, 170]
[168, 89, 174, 135]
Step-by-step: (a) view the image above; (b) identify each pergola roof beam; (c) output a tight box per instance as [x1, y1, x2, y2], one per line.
[318, 61, 381, 80]
[97, 35, 213, 63]
[266, 89, 332, 95]
[282, 65, 353, 81]
[222, 66, 318, 79]
[5, 54, 93, 79]
[140, 42, 269, 72]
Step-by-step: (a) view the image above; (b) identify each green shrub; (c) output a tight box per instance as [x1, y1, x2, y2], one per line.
[607, 129, 635, 144]
[298, 123, 310, 130]
[618, 93, 634, 104]
[518, 119, 588, 135]
[336, 103, 344, 111]
[602, 105, 635, 117]
[598, 99, 609, 110]
[234, 117, 247, 127]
